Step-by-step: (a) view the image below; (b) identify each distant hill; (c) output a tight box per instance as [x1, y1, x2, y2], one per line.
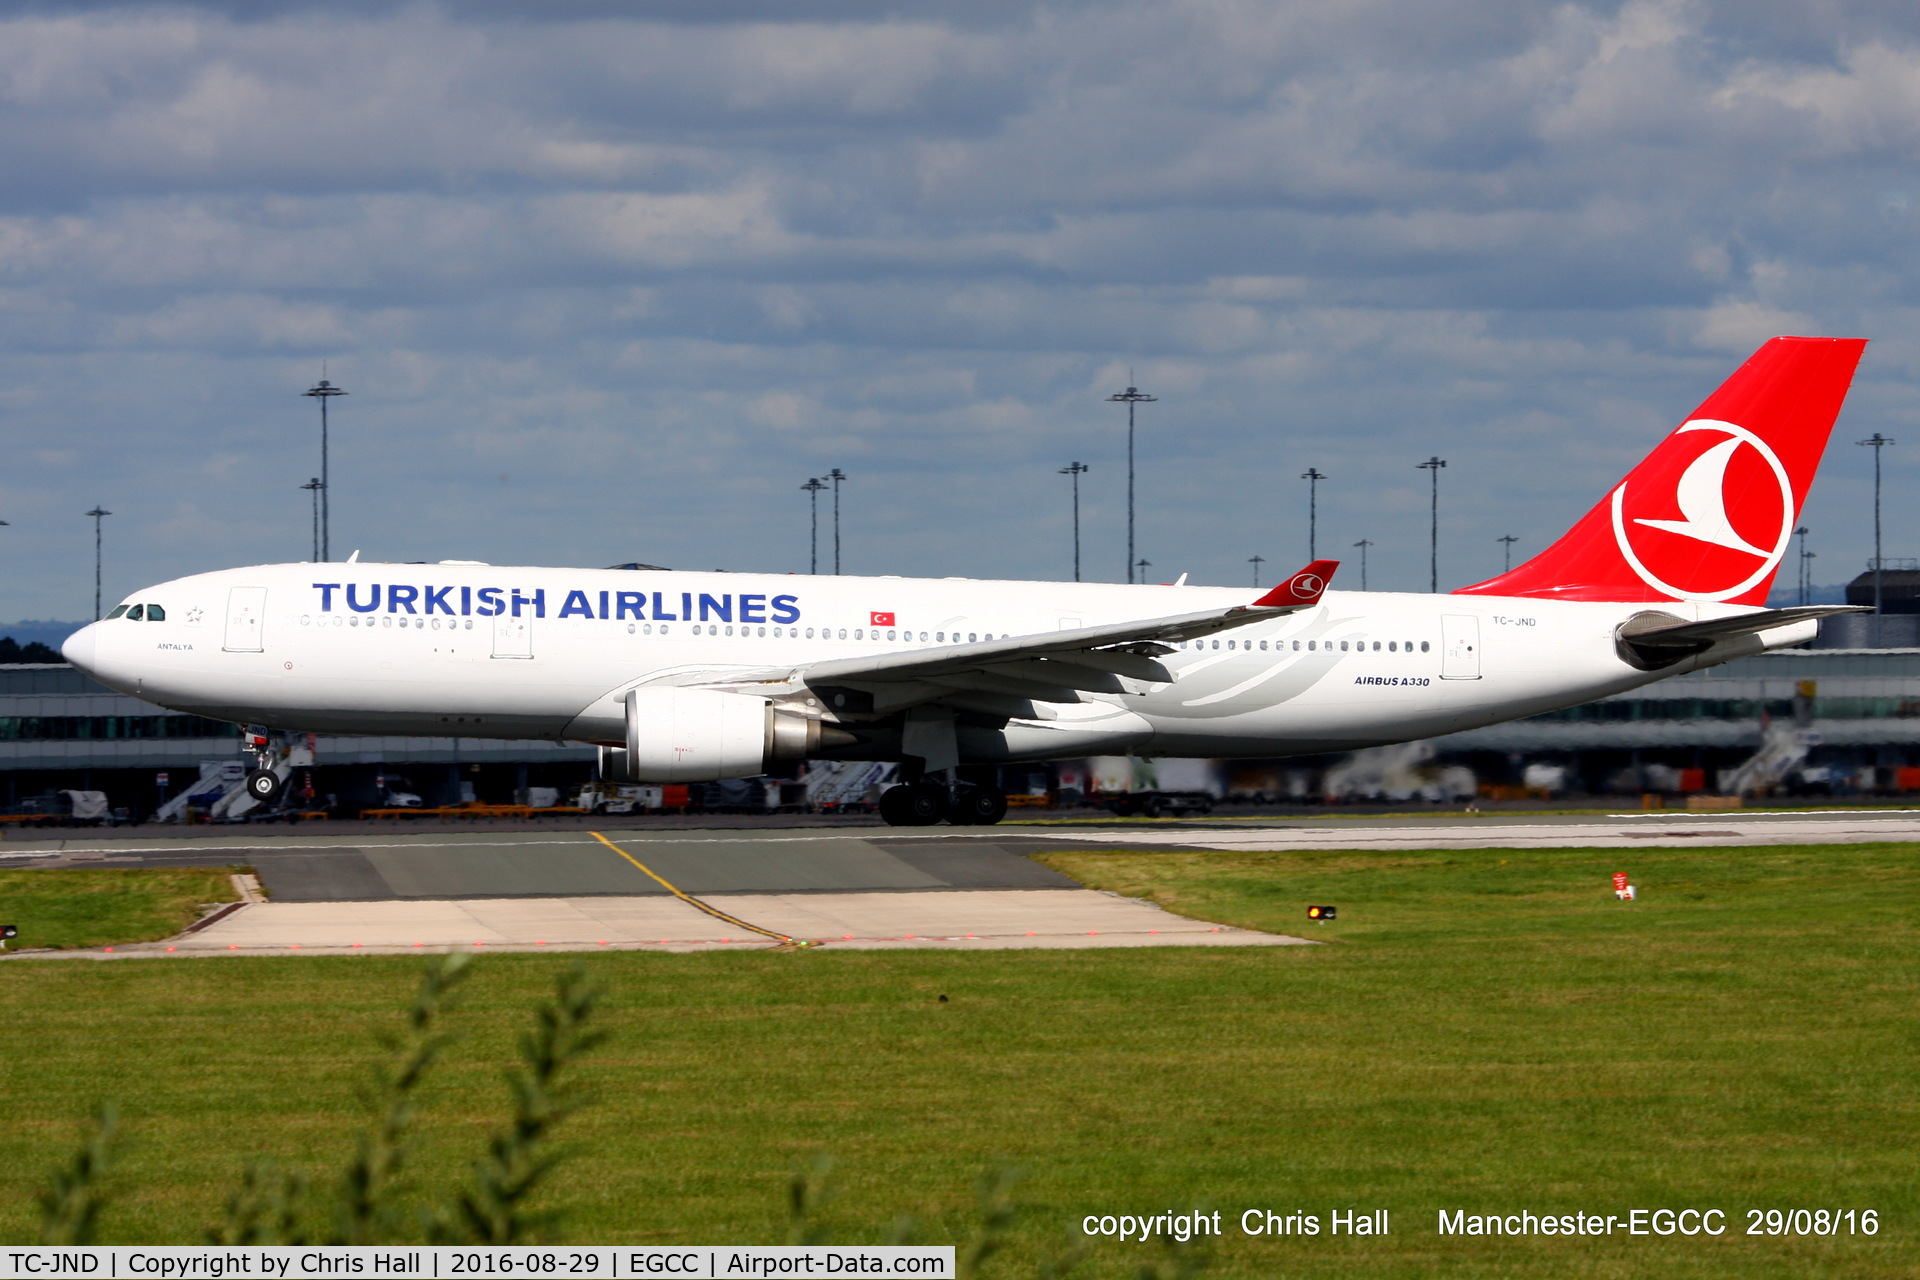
[1767, 584, 1848, 607]
[0, 619, 87, 653]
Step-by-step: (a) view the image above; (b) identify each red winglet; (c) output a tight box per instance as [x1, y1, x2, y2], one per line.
[1253, 559, 1338, 607]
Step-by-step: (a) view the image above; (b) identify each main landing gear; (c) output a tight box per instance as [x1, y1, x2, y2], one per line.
[877, 782, 1008, 827]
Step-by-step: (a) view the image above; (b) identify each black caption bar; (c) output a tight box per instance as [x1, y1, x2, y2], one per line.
[0, 1247, 955, 1279]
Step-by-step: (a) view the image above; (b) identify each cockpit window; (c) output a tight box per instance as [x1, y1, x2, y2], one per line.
[125, 605, 144, 621]
[145, 604, 166, 621]
[106, 605, 129, 619]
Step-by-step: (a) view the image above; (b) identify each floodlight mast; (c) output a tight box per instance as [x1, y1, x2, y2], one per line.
[1352, 539, 1373, 591]
[801, 477, 827, 574]
[1248, 554, 1265, 587]
[301, 478, 323, 562]
[828, 468, 847, 575]
[1059, 461, 1089, 582]
[1498, 534, 1519, 573]
[1107, 380, 1156, 583]
[1793, 526, 1810, 605]
[1300, 468, 1326, 559]
[1416, 456, 1447, 592]
[303, 376, 346, 562]
[1857, 433, 1894, 645]
[85, 506, 112, 620]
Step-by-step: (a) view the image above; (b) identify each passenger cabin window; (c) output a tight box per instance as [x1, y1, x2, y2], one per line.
[1420, 640, 1430, 652]
[107, 605, 129, 619]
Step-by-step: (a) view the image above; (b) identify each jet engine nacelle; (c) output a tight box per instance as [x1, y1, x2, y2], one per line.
[599, 687, 835, 783]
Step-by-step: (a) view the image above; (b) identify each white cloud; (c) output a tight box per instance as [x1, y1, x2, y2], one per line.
[0, 0, 1916, 616]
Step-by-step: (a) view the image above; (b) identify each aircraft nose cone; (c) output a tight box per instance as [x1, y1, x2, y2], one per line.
[61, 623, 99, 673]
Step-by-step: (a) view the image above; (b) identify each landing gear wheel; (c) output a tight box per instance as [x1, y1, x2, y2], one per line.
[880, 782, 953, 826]
[904, 784, 949, 826]
[878, 784, 917, 827]
[952, 786, 1008, 826]
[244, 769, 284, 805]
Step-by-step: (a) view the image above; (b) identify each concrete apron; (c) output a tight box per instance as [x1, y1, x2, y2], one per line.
[26, 889, 1312, 958]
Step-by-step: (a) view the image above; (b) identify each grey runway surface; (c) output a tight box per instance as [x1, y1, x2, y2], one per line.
[6, 806, 1917, 903]
[6, 829, 1089, 902]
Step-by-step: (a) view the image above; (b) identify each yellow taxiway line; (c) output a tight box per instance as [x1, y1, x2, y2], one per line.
[590, 830, 797, 946]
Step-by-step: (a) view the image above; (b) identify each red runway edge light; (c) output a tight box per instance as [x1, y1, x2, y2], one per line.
[1306, 905, 1337, 921]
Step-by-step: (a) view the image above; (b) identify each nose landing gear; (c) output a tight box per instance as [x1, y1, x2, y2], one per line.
[242, 724, 287, 806]
[244, 768, 286, 804]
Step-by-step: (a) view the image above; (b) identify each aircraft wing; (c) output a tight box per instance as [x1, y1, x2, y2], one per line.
[792, 560, 1338, 719]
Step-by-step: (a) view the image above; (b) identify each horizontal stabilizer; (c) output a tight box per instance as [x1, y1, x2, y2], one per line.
[1619, 604, 1866, 648]
[1616, 604, 1865, 670]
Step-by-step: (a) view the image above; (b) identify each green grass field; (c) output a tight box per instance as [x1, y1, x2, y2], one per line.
[0, 842, 1914, 1278]
[0, 866, 239, 950]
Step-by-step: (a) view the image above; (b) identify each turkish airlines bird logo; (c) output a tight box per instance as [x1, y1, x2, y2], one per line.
[1610, 420, 1795, 602]
[1288, 573, 1324, 599]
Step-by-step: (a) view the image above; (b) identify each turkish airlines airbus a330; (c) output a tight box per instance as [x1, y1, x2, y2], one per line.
[63, 337, 1867, 825]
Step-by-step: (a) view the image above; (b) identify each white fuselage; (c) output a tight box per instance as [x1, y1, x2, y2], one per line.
[63, 562, 1808, 764]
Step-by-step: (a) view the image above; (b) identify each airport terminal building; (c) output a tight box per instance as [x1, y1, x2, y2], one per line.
[0, 663, 593, 819]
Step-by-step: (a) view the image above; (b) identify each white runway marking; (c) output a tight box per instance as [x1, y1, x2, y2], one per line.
[1030, 813, 1920, 851]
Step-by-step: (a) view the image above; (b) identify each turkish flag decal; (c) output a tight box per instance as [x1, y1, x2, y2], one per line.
[871, 612, 896, 627]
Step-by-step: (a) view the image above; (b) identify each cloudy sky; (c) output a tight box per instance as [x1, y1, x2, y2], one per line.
[4, 0, 1920, 621]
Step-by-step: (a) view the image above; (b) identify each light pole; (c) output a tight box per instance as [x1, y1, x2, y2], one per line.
[1498, 534, 1519, 573]
[828, 468, 847, 575]
[1249, 554, 1265, 587]
[1416, 456, 1447, 592]
[1300, 468, 1326, 559]
[1793, 525, 1810, 605]
[85, 506, 111, 620]
[1353, 539, 1373, 591]
[1107, 380, 1156, 582]
[300, 478, 323, 562]
[801, 477, 827, 574]
[1857, 433, 1894, 644]
[1059, 462, 1089, 582]
[1136, 557, 1150, 584]
[303, 376, 346, 561]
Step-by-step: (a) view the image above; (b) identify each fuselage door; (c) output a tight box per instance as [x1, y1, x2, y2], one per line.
[1440, 614, 1480, 680]
[223, 587, 267, 653]
[492, 615, 533, 659]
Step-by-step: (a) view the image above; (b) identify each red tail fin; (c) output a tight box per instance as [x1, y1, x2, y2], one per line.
[1456, 337, 1867, 605]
